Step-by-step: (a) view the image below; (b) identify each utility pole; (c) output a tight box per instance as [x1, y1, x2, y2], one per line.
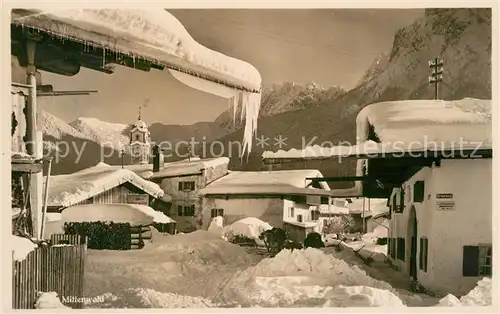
[428, 57, 444, 100]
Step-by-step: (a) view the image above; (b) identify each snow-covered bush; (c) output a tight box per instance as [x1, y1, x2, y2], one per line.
[64, 221, 133, 250]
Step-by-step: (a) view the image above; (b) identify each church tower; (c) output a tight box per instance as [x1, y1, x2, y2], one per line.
[129, 106, 151, 165]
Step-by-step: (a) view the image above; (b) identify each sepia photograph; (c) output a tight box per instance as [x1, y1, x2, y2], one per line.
[6, 2, 496, 310]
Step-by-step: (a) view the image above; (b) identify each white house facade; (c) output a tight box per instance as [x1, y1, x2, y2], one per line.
[387, 158, 492, 297]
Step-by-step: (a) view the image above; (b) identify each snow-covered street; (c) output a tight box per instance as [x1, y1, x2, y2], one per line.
[70, 227, 450, 308]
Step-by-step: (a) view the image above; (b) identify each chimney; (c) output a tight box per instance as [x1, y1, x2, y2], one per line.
[153, 145, 163, 172]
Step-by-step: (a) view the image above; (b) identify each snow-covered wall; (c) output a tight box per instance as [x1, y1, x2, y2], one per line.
[156, 161, 229, 231]
[389, 158, 492, 296]
[201, 197, 285, 229]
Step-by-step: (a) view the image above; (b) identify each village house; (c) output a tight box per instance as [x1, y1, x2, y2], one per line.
[318, 198, 389, 234]
[42, 164, 177, 238]
[198, 169, 332, 241]
[44, 164, 167, 213]
[147, 156, 231, 232]
[262, 98, 492, 297]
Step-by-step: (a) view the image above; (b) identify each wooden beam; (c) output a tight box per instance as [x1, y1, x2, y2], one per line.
[262, 148, 493, 165]
[11, 162, 44, 173]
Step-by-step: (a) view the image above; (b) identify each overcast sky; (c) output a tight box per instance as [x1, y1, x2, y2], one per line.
[40, 9, 423, 125]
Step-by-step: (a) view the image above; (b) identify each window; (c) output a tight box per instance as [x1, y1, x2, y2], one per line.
[393, 188, 405, 213]
[463, 245, 492, 277]
[397, 237, 406, 261]
[311, 210, 320, 221]
[290, 207, 295, 218]
[135, 134, 141, 141]
[297, 214, 303, 223]
[419, 237, 429, 272]
[321, 196, 330, 204]
[177, 205, 195, 216]
[211, 208, 224, 218]
[178, 181, 195, 191]
[414, 181, 425, 203]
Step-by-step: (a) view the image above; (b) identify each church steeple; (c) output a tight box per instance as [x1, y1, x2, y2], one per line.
[129, 105, 151, 165]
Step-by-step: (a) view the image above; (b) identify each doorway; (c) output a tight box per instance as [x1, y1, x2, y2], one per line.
[408, 205, 418, 280]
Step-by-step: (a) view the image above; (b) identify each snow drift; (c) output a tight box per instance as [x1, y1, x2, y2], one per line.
[438, 277, 493, 307]
[35, 292, 70, 309]
[216, 247, 401, 307]
[223, 217, 273, 242]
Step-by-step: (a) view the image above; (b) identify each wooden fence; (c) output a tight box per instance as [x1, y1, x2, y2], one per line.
[12, 234, 87, 309]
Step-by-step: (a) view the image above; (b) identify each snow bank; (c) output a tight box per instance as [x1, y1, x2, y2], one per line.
[323, 285, 405, 307]
[224, 217, 273, 241]
[35, 292, 69, 309]
[218, 247, 399, 307]
[84, 230, 260, 300]
[437, 294, 462, 306]
[459, 277, 492, 306]
[437, 277, 492, 307]
[92, 288, 214, 308]
[11, 235, 37, 261]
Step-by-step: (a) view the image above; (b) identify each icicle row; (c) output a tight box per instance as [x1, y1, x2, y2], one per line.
[240, 91, 262, 158]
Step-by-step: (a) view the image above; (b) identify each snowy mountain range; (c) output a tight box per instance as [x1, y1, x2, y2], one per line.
[42, 8, 491, 177]
[215, 82, 346, 131]
[69, 117, 130, 151]
[200, 8, 493, 184]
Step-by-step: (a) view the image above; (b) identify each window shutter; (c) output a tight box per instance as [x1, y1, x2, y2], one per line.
[178, 182, 183, 191]
[414, 181, 425, 202]
[463, 246, 479, 277]
[419, 238, 423, 270]
[211, 208, 215, 218]
[177, 205, 183, 216]
[400, 188, 405, 210]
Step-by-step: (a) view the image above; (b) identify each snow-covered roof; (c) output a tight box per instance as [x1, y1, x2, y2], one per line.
[60, 204, 158, 225]
[46, 165, 164, 208]
[199, 169, 332, 196]
[11, 8, 261, 92]
[150, 157, 230, 179]
[356, 98, 492, 145]
[93, 157, 229, 179]
[12, 8, 262, 156]
[262, 98, 492, 160]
